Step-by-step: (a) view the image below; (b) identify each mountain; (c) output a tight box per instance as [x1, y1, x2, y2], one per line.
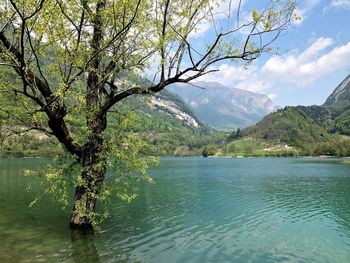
[321, 73, 350, 135]
[324, 73, 350, 109]
[119, 90, 211, 134]
[168, 81, 275, 131]
[109, 90, 223, 156]
[1, 62, 228, 157]
[241, 107, 331, 148]
[233, 73, 350, 151]
[285, 73, 350, 136]
[0, 88, 222, 157]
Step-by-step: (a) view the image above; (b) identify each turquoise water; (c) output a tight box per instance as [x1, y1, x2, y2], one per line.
[1, 157, 350, 262]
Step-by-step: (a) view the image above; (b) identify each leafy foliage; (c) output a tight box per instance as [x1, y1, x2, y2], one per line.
[21, 112, 160, 226]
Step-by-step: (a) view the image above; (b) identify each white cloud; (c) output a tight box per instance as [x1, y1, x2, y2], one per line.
[236, 79, 270, 93]
[267, 93, 277, 100]
[262, 38, 350, 86]
[294, 0, 321, 24]
[190, 0, 245, 38]
[300, 37, 334, 61]
[331, 0, 350, 7]
[324, 0, 350, 14]
[198, 64, 251, 84]
[196, 37, 350, 100]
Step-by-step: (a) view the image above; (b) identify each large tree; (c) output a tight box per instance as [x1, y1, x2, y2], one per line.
[0, 0, 296, 229]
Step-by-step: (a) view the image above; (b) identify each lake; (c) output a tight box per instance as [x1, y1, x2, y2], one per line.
[1, 157, 350, 262]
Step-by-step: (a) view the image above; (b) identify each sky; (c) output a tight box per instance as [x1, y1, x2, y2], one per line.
[190, 0, 350, 107]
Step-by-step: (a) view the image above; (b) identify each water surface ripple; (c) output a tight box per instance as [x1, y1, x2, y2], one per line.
[1, 157, 350, 262]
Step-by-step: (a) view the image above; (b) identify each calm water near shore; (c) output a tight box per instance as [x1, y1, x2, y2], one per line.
[1, 157, 350, 262]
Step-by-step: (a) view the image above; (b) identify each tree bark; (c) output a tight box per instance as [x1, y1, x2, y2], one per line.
[69, 145, 106, 229]
[70, 0, 107, 230]
[70, 117, 107, 230]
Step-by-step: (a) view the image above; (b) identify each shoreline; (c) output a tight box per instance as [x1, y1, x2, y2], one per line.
[2, 155, 349, 159]
[210, 154, 347, 159]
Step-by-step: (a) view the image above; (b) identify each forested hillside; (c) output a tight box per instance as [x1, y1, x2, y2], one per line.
[289, 74, 350, 135]
[0, 66, 227, 157]
[242, 107, 330, 148]
[217, 73, 350, 157]
[0, 89, 227, 157]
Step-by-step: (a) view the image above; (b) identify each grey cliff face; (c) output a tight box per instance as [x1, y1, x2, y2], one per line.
[324, 74, 350, 107]
[149, 96, 200, 128]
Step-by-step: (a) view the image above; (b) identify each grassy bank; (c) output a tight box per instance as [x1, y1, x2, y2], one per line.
[213, 138, 350, 158]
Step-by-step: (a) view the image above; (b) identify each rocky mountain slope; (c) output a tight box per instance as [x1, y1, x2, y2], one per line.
[147, 90, 202, 129]
[324, 73, 350, 109]
[168, 81, 276, 131]
[290, 73, 350, 136]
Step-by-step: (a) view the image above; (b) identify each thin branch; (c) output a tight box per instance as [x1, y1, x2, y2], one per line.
[160, 0, 170, 82]
[68, 0, 142, 86]
[237, 0, 242, 28]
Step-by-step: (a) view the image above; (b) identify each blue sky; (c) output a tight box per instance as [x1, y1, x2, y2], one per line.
[192, 0, 350, 106]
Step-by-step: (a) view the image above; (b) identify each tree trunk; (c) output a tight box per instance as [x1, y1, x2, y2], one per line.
[70, 0, 107, 230]
[70, 118, 107, 230]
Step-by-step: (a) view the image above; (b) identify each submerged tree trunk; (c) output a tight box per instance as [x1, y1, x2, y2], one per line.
[71, 228, 101, 262]
[70, 144, 106, 229]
